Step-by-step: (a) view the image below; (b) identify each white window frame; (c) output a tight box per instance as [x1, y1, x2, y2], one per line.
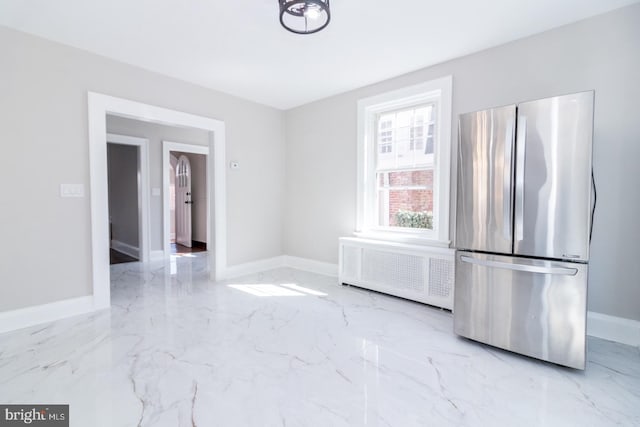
[356, 76, 452, 247]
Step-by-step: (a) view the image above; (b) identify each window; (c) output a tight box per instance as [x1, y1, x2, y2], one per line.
[357, 76, 452, 245]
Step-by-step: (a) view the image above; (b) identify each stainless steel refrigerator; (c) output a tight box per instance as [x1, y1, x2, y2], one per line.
[454, 91, 595, 369]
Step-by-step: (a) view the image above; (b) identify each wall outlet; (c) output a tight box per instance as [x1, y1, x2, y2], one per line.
[60, 184, 85, 198]
[230, 161, 240, 170]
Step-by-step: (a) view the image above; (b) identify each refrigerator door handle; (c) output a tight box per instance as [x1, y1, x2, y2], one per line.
[515, 116, 527, 241]
[460, 255, 578, 276]
[503, 119, 514, 241]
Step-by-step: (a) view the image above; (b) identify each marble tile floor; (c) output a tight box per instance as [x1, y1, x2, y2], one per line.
[0, 252, 638, 427]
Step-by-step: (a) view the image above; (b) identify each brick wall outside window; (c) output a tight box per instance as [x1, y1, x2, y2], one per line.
[379, 170, 433, 226]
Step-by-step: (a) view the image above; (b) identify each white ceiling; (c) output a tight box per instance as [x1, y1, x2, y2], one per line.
[0, 0, 638, 110]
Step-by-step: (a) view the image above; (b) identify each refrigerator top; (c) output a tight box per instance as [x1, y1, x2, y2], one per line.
[455, 91, 595, 262]
[458, 90, 594, 117]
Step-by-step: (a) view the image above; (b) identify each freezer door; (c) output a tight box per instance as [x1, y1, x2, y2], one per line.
[456, 105, 516, 253]
[454, 251, 587, 369]
[514, 91, 594, 261]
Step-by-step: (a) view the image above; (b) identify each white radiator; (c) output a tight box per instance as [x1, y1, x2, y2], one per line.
[339, 237, 455, 310]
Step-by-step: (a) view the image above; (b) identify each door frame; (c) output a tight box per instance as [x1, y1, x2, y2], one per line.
[88, 92, 227, 310]
[163, 141, 210, 256]
[106, 133, 151, 262]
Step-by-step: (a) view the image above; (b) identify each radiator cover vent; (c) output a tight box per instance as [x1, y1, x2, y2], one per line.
[428, 258, 454, 298]
[362, 250, 425, 292]
[339, 237, 455, 310]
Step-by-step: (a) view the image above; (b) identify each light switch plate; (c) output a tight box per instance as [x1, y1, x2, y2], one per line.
[152, 188, 161, 197]
[230, 161, 240, 170]
[60, 184, 85, 198]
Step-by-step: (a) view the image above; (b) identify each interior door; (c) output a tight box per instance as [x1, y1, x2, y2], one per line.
[513, 91, 594, 261]
[176, 155, 192, 248]
[456, 105, 516, 254]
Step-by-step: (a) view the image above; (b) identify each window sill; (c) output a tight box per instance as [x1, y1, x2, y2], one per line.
[353, 230, 451, 249]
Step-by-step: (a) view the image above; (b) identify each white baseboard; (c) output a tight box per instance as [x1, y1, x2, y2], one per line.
[219, 255, 338, 280]
[221, 256, 285, 280]
[587, 311, 640, 347]
[111, 239, 139, 259]
[150, 250, 165, 262]
[0, 296, 97, 335]
[284, 256, 339, 277]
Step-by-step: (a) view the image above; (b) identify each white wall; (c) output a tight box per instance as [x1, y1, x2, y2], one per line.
[0, 25, 285, 312]
[107, 143, 139, 249]
[106, 116, 210, 250]
[284, 4, 640, 321]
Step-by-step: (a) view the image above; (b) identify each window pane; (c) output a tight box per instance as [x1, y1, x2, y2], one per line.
[376, 103, 437, 171]
[376, 169, 434, 229]
[425, 122, 435, 154]
[425, 137, 434, 154]
[410, 125, 424, 150]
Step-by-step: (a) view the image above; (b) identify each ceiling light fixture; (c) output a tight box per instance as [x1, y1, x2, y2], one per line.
[279, 0, 331, 35]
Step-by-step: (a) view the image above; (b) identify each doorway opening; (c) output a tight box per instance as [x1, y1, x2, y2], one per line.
[107, 143, 139, 264]
[163, 141, 210, 257]
[88, 92, 227, 310]
[106, 133, 150, 264]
